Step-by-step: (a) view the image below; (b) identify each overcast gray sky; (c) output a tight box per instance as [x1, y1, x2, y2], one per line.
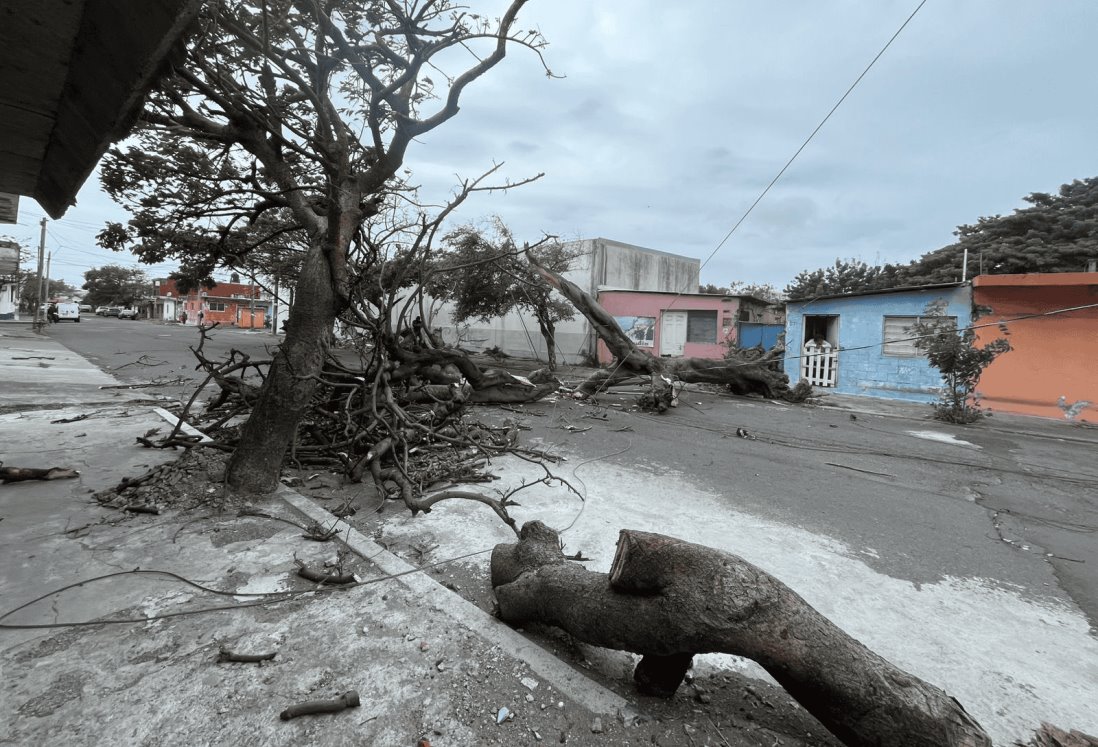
[8, 0, 1098, 291]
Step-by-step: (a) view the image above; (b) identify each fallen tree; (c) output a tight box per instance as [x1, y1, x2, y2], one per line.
[527, 255, 793, 404]
[491, 522, 992, 747]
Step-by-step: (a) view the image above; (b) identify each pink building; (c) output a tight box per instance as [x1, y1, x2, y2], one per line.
[595, 290, 781, 364]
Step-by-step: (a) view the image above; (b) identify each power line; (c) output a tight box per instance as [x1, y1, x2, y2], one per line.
[696, 0, 928, 279]
[585, 1, 929, 397]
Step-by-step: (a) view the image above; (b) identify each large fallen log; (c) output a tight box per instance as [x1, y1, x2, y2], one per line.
[526, 254, 790, 400]
[0, 465, 80, 483]
[491, 522, 991, 747]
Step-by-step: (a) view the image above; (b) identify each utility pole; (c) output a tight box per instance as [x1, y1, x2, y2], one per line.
[33, 217, 45, 331]
[45, 250, 51, 300]
[272, 276, 279, 335]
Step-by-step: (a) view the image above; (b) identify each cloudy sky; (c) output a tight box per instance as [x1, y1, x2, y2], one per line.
[7, 0, 1098, 291]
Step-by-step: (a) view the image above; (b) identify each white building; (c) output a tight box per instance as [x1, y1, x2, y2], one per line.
[0, 239, 20, 320]
[429, 238, 701, 364]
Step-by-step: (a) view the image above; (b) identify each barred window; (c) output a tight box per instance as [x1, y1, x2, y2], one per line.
[686, 310, 718, 343]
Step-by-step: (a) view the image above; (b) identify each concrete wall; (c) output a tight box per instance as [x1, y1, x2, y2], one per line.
[592, 239, 699, 294]
[973, 273, 1098, 422]
[430, 239, 701, 364]
[785, 285, 972, 402]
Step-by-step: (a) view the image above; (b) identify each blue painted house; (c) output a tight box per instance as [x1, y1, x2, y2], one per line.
[784, 283, 972, 403]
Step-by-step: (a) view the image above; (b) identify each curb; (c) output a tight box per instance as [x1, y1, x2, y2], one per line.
[277, 486, 638, 721]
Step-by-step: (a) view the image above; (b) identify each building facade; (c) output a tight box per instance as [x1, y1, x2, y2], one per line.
[973, 273, 1097, 422]
[595, 290, 780, 363]
[784, 283, 972, 403]
[155, 278, 267, 328]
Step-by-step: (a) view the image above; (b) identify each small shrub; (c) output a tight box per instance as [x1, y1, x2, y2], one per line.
[911, 302, 1011, 424]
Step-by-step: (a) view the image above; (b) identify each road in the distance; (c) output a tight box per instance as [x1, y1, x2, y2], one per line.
[45, 314, 282, 400]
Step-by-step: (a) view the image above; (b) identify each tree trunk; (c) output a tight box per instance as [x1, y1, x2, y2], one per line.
[491, 522, 991, 747]
[526, 255, 790, 399]
[226, 243, 337, 492]
[537, 314, 558, 370]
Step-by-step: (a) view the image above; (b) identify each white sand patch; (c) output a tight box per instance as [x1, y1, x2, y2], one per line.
[905, 429, 981, 448]
[380, 454, 1098, 745]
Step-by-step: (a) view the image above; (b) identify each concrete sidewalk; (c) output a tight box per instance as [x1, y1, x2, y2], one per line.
[1, 331, 832, 746]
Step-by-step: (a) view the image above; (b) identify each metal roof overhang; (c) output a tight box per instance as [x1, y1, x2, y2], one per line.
[0, 0, 200, 219]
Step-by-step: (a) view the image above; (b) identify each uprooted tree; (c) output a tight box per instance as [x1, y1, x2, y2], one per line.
[98, 0, 553, 493]
[527, 253, 797, 408]
[492, 521, 993, 747]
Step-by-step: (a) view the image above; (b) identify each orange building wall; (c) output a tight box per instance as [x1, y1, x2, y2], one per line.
[973, 276, 1098, 422]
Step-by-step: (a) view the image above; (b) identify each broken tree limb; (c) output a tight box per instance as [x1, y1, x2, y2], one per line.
[279, 690, 360, 720]
[218, 646, 277, 663]
[0, 465, 80, 483]
[491, 522, 991, 747]
[527, 254, 791, 400]
[1019, 723, 1098, 747]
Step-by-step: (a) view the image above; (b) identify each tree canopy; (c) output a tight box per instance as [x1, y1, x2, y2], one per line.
[82, 265, 149, 307]
[95, 0, 548, 491]
[785, 176, 1098, 299]
[437, 219, 575, 367]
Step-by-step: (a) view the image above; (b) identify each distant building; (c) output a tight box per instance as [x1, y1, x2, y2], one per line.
[154, 278, 268, 328]
[595, 290, 783, 363]
[0, 239, 20, 320]
[430, 238, 702, 364]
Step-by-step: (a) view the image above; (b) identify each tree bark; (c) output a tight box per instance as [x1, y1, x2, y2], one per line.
[226, 243, 337, 492]
[491, 522, 991, 747]
[526, 255, 790, 399]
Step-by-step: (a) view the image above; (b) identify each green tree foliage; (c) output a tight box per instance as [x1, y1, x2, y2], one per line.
[905, 177, 1098, 284]
[439, 220, 575, 369]
[17, 273, 80, 310]
[911, 302, 1012, 424]
[82, 265, 148, 307]
[700, 282, 785, 303]
[784, 259, 906, 300]
[785, 176, 1098, 298]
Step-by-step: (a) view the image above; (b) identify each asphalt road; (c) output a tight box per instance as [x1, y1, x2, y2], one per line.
[45, 316, 1098, 630]
[521, 389, 1098, 628]
[44, 315, 281, 399]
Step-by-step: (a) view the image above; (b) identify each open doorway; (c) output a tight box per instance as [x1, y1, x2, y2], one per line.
[801, 314, 839, 387]
[802, 315, 839, 347]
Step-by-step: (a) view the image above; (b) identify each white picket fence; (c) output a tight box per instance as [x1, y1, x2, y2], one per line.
[801, 341, 837, 387]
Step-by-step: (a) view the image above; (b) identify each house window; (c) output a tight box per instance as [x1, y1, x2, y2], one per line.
[883, 315, 956, 357]
[208, 301, 227, 312]
[686, 310, 718, 343]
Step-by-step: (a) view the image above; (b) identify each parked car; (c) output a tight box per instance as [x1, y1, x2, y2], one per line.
[118, 308, 138, 320]
[55, 302, 80, 322]
[95, 306, 109, 315]
[105, 307, 121, 317]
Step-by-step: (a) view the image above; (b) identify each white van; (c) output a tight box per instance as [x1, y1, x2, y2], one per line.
[55, 302, 80, 322]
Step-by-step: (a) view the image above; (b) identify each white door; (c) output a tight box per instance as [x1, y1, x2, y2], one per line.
[660, 310, 687, 357]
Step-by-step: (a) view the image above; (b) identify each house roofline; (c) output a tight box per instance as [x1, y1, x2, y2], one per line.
[596, 287, 776, 305]
[787, 281, 967, 304]
[973, 272, 1098, 287]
